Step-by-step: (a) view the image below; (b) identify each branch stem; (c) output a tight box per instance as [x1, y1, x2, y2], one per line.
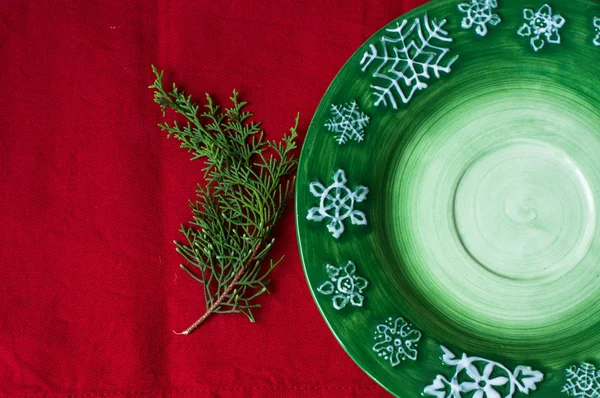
[176, 244, 261, 335]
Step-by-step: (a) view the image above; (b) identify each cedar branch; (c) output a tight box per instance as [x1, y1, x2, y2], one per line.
[150, 66, 298, 333]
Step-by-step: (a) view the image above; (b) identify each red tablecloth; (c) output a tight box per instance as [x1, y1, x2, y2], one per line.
[0, 1, 426, 396]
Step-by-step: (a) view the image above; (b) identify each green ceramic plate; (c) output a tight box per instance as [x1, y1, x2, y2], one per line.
[296, 0, 600, 396]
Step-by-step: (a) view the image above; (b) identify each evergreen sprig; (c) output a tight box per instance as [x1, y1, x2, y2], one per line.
[149, 66, 299, 334]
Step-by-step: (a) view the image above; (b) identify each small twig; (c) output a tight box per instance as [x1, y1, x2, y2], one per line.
[175, 245, 261, 335]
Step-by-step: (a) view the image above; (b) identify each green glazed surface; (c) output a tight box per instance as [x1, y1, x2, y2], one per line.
[296, 0, 600, 396]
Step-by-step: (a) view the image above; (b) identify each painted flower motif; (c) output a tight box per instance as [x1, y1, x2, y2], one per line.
[307, 169, 368, 239]
[317, 261, 368, 310]
[424, 346, 544, 398]
[359, 15, 457, 109]
[517, 4, 566, 52]
[458, 0, 501, 37]
[373, 316, 422, 367]
[594, 17, 600, 46]
[562, 363, 600, 397]
[324, 101, 370, 145]
[459, 362, 509, 398]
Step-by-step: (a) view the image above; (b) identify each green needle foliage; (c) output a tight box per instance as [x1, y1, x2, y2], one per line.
[149, 66, 299, 334]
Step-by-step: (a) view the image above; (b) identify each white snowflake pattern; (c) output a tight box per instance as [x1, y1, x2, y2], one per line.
[360, 14, 458, 109]
[317, 261, 368, 310]
[307, 169, 368, 239]
[373, 316, 422, 366]
[562, 363, 600, 397]
[517, 4, 566, 52]
[458, 0, 501, 36]
[424, 346, 544, 398]
[594, 17, 600, 46]
[324, 101, 370, 145]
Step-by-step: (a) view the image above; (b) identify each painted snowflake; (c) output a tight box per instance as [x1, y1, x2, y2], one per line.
[360, 14, 458, 109]
[317, 261, 368, 310]
[563, 363, 600, 397]
[517, 4, 566, 52]
[458, 0, 501, 36]
[324, 101, 370, 145]
[373, 316, 422, 366]
[424, 346, 544, 398]
[594, 17, 600, 46]
[307, 169, 368, 239]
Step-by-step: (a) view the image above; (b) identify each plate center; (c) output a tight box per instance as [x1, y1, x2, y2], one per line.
[454, 139, 596, 280]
